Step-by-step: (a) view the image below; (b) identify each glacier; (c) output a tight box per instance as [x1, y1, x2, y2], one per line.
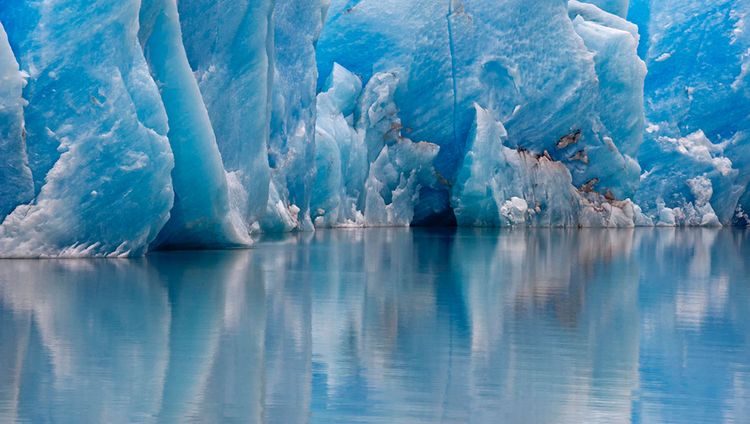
[0, 0, 747, 256]
[0, 23, 32, 222]
[452, 104, 652, 227]
[310, 65, 440, 227]
[176, 0, 273, 232]
[0, 0, 175, 257]
[263, 0, 327, 232]
[630, 0, 750, 226]
[138, 0, 250, 249]
[318, 0, 645, 222]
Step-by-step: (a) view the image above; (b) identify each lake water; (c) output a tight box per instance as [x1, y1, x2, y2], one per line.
[1, 228, 749, 423]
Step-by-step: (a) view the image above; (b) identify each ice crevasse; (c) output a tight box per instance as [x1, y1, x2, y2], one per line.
[0, 0, 747, 257]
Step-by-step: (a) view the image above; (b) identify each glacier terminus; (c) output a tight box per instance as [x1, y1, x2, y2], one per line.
[0, 0, 749, 257]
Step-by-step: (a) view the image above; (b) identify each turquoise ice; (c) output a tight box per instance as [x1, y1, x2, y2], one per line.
[318, 0, 646, 222]
[177, 0, 274, 231]
[631, 0, 750, 226]
[139, 0, 250, 249]
[311, 65, 440, 227]
[0, 0, 174, 257]
[0, 23, 32, 222]
[0, 0, 748, 256]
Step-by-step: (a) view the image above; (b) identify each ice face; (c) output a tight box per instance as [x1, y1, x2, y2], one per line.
[453, 104, 651, 228]
[310, 65, 440, 228]
[0, 0, 748, 256]
[317, 0, 455, 224]
[636, 130, 743, 226]
[138, 0, 250, 249]
[310, 64, 366, 227]
[317, 0, 646, 221]
[357, 71, 440, 226]
[0, 0, 174, 257]
[265, 0, 327, 232]
[587, 0, 631, 17]
[0, 23, 33, 221]
[630, 0, 750, 225]
[363, 136, 440, 227]
[569, 6, 646, 160]
[177, 0, 274, 230]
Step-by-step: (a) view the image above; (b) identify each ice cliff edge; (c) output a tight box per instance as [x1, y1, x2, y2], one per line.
[0, 0, 747, 256]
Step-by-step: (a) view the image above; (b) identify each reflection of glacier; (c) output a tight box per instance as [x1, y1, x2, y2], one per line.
[0, 251, 311, 423]
[1, 229, 749, 423]
[0, 260, 171, 423]
[633, 230, 750, 423]
[310, 229, 642, 423]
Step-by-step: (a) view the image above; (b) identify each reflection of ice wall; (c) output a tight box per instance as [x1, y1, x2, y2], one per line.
[455, 229, 641, 422]
[0, 261, 171, 422]
[307, 229, 642, 422]
[2, 231, 750, 421]
[635, 229, 750, 423]
[0, 250, 304, 423]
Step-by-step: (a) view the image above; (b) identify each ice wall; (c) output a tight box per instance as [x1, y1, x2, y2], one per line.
[139, 0, 250, 249]
[310, 64, 366, 226]
[0, 23, 32, 221]
[360, 72, 440, 226]
[0, 0, 328, 256]
[0, 0, 175, 257]
[263, 0, 327, 232]
[176, 0, 326, 234]
[452, 105, 650, 228]
[310, 65, 440, 227]
[631, 0, 750, 225]
[318, 0, 646, 223]
[588, 0, 630, 17]
[0, 0, 747, 256]
[177, 0, 274, 230]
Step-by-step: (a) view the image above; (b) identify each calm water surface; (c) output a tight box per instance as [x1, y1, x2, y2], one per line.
[1, 228, 749, 423]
